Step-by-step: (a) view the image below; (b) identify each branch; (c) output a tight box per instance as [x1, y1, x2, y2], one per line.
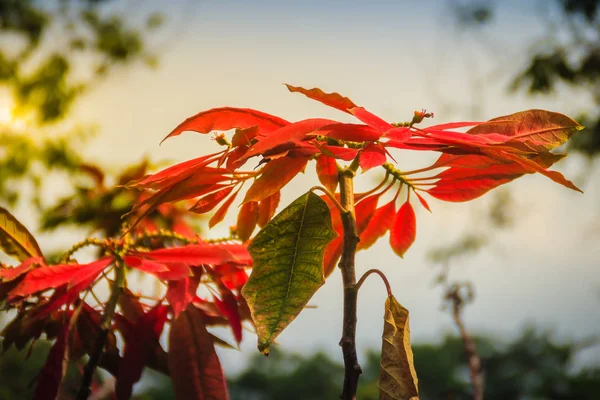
[76, 260, 126, 400]
[338, 166, 362, 400]
[446, 284, 484, 400]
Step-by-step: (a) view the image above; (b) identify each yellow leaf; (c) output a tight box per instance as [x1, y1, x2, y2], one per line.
[0, 207, 43, 262]
[380, 295, 419, 400]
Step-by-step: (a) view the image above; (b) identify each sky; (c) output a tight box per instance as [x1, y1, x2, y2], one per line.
[4, 0, 600, 377]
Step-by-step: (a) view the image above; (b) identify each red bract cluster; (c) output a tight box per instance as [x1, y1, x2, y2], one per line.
[0, 241, 252, 400]
[128, 84, 582, 261]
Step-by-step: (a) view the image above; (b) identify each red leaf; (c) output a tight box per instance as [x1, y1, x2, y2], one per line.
[33, 325, 68, 400]
[390, 201, 416, 258]
[10, 258, 112, 298]
[425, 121, 483, 130]
[316, 155, 339, 194]
[124, 256, 169, 273]
[215, 264, 249, 291]
[162, 107, 289, 143]
[119, 288, 145, 322]
[317, 123, 381, 142]
[125, 256, 192, 280]
[426, 177, 515, 202]
[359, 143, 387, 172]
[231, 126, 259, 147]
[214, 288, 243, 344]
[243, 157, 308, 203]
[0, 257, 44, 282]
[323, 194, 378, 277]
[383, 127, 412, 142]
[167, 275, 201, 318]
[319, 145, 359, 161]
[240, 118, 337, 162]
[489, 149, 582, 192]
[209, 188, 241, 228]
[414, 191, 431, 212]
[130, 243, 251, 266]
[349, 107, 393, 133]
[188, 185, 235, 214]
[285, 84, 358, 114]
[30, 270, 99, 320]
[127, 152, 224, 190]
[358, 199, 396, 251]
[168, 305, 229, 399]
[236, 201, 259, 242]
[257, 191, 281, 228]
[116, 303, 169, 400]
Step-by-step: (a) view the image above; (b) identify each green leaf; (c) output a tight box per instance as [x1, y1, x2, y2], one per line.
[380, 295, 419, 400]
[242, 191, 337, 354]
[0, 207, 43, 261]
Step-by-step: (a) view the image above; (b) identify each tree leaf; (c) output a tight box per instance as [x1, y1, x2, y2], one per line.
[214, 287, 243, 345]
[236, 201, 259, 242]
[359, 143, 388, 172]
[467, 109, 583, 152]
[257, 191, 281, 228]
[168, 304, 229, 400]
[317, 123, 381, 142]
[242, 192, 337, 354]
[0, 257, 44, 282]
[9, 257, 113, 298]
[116, 303, 169, 400]
[389, 201, 416, 258]
[33, 324, 68, 400]
[316, 155, 338, 194]
[285, 84, 358, 114]
[0, 207, 43, 261]
[243, 157, 308, 204]
[240, 118, 336, 162]
[358, 199, 396, 251]
[349, 107, 394, 133]
[167, 275, 201, 318]
[162, 107, 289, 143]
[188, 185, 235, 214]
[380, 295, 419, 400]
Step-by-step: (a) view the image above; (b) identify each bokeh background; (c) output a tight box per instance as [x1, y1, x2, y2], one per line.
[1, 0, 599, 399]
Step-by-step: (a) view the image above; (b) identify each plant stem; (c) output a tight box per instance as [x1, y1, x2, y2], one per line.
[356, 269, 392, 297]
[338, 166, 362, 400]
[76, 261, 126, 400]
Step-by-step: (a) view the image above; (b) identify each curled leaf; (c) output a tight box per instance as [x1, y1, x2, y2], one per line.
[0, 208, 43, 262]
[380, 295, 419, 400]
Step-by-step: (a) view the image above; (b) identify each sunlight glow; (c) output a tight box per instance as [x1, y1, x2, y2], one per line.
[0, 93, 27, 131]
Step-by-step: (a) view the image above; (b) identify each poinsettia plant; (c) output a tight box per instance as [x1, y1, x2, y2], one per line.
[0, 84, 583, 400]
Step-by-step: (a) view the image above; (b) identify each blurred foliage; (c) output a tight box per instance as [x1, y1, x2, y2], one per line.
[0, 328, 587, 399]
[0, 0, 180, 240]
[227, 329, 599, 400]
[454, 0, 600, 157]
[0, 0, 162, 124]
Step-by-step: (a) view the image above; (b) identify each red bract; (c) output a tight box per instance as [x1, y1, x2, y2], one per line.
[9, 257, 113, 298]
[33, 324, 68, 400]
[116, 303, 169, 400]
[162, 107, 289, 143]
[390, 200, 417, 258]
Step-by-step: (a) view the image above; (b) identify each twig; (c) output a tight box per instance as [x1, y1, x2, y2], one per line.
[310, 186, 346, 213]
[356, 269, 392, 297]
[445, 283, 484, 400]
[76, 261, 126, 400]
[337, 166, 362, 400]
